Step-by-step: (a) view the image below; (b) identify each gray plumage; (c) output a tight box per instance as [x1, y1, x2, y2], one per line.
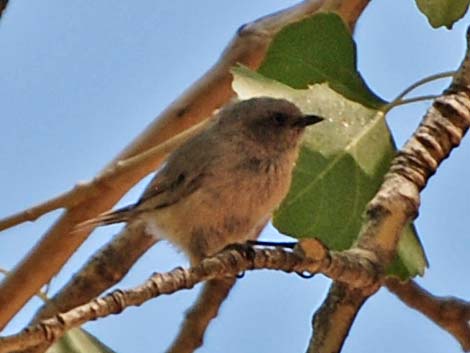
[79, 97, 323, 264]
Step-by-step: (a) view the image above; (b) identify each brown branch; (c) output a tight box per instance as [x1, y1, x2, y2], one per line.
[306, 282, 369, 353]
[0, 0, 370, 333]
[0, 190, 78, 232]
[165, 278, 237, 353]
[0, 240, 383, 352]
[386, 278, 470, 351]
[307, 28, 470, 353]
[20, 225, 158, 353]
[19, 224, 158, 353]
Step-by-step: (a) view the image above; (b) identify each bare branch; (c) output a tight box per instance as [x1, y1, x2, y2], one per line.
[0, 240, 383, 352]
[0, 119, 210, 232]
[307, 27, 470, 353]
[306, 282, 369, 353]
[386, 278, 470, 352]
[0, 191, 78, 232]
[33, 222, 158, 323]
[166, 278, 237, 353]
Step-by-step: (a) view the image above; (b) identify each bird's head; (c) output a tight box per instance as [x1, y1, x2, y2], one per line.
[217, 97, 323, 152]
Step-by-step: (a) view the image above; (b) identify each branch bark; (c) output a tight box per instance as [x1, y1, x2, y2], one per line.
[0, 240, 382, 352]
[307, 28, 470, 353]
[306, 283, 369, 353]
[33, 222, 158, 323]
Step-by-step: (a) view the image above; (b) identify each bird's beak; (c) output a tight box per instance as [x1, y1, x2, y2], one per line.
[294, 114, 324, 127]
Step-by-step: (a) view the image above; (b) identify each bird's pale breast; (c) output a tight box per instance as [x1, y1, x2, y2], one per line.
[141, 148, 298, 264]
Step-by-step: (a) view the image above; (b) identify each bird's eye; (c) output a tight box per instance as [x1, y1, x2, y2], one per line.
[272, 113, 288, 126]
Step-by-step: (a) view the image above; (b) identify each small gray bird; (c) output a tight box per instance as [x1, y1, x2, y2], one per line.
[80, 97, 323, 265]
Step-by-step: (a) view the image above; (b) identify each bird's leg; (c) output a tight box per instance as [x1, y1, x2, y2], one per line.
[246, 240, 316, 279]
[246, 239, 297, 249]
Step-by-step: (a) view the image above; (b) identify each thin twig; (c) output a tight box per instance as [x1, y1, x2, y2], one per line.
[386, 278, 470, 352]
[394, 71, 455, 101]
[382, 94, 439, 114]
[0, 119, 210, 232]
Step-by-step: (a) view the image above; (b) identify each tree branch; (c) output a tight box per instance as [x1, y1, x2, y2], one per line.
[307, 27, 470, 353]
[306, 282, 369, 353]
[19, 224, 158, 353]
[32, 222, 158, 323]
[0, 240, 383, 352]
[0, 0, 340, 329]
[165, 278, 237, 353]
[386, 278, 470, 351]
[164, 218, 268, 353]
[0, 0, 370, 333]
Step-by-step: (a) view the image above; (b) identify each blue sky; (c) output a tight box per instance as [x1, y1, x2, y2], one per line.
[1, 1, 469, 352]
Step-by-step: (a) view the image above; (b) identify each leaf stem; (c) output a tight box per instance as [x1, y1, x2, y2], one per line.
[383, 71, 455, 114]
[395, 71, 455, 101]
[382, 95, 439, 113]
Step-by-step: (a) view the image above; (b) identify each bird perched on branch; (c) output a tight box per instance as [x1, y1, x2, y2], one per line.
[78, 97, 323, 264]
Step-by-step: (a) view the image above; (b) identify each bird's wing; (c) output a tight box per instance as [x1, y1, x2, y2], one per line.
[136, 130, 216, 210]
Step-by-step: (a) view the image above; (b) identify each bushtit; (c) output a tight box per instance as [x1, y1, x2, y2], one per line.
[79, 97, 323, 264]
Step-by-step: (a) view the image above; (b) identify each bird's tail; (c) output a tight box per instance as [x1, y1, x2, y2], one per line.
[73, 204, 136, 233]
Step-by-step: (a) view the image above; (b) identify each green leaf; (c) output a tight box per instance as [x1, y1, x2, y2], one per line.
[416, 0, 470, 29]
[258, 13, 386, 109]
[232, 66, 427, 279]
[46, 328, 116, 353]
